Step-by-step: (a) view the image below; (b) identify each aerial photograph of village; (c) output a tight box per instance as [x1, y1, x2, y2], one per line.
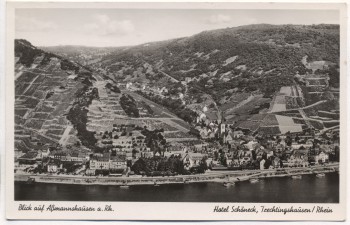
[14, 8, 340, 203]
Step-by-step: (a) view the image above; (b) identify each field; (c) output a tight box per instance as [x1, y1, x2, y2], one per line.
[224, 94, 270, 116]
[275, 115, 303, 134]
[270, 85, 304, 112]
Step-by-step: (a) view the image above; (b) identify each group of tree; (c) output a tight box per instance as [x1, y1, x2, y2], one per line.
[131, 155, 187, 175]
[119, 94, 140, 117]
[66, 81, 99, 149]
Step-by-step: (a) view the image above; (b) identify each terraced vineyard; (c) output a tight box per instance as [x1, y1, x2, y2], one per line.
[14, 40, 92, 152]
[86, 79, 194, 145]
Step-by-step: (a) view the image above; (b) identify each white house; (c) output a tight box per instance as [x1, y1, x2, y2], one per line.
[260, 159, 266, 170]
[183, 153, 205, 168]
[47, 164, 58, 173]
[233, 130, 244, 138]
[110, 156, 127, 170]
[315, 152, 329, 164]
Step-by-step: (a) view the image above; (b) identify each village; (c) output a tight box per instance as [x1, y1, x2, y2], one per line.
[15, 97, 339, 178]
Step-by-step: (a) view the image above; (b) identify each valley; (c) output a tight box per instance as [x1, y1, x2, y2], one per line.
[14, 23, 340, 179]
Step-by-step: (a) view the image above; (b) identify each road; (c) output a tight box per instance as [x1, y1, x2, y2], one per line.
[19, 163, 339, 186]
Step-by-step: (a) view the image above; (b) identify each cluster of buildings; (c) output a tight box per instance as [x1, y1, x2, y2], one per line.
[14, 81, 339, 177]
[14, 123, 338, 177]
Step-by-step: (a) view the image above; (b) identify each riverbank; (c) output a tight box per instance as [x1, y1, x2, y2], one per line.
[15, 163, 339, 186]
[15, 172, 340, 202]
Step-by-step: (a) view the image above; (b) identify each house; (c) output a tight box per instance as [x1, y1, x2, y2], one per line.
[85, 169, 96, 176]
[53, 152, 67, 160]
[244, 140, 259, 151]
[288, 152, 308, 167]
[233, 130, 244, 138]
[194, 143, 209, 151]
[275, 143, 285, 152]
[260, 159, 266, 170]
[142, 151, 153, 158]
[229, 158, 240, 166]
[47, 164, 58, 173]
[272, 157, 281, 169]
[126, 151, 133, 160]
[205, 157, 213, 167]
[224, 132, 234, 144]
[64, 151, 86, 162]
[315, 152, 329, 164]
[266, 150, 274, 158]
[256, 150, 265, 160]
[110, 156, 127, 170]
[78, 152, 90, 162]
[40, 148, 50, 158]
[89, 156, 110, 170]
[183, 153, 205, 168]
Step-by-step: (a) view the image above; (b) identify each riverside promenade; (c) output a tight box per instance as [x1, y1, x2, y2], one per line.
[15, 163, 339, 186]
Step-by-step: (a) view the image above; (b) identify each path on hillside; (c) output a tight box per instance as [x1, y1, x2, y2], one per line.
[59, 125, 73, 146]
[292, 115, 338, 124]
[298, 109, 313, 129]
[320, 125, 339, 134]
[21, 75, 40, 95]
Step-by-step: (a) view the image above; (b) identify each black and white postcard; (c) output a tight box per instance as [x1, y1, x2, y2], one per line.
[5, 1, 348, 221]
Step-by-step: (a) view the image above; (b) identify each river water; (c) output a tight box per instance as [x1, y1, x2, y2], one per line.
[15, 172, 339, 203]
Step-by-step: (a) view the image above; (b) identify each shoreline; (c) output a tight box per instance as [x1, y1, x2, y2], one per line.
[15, 163, 339, 186]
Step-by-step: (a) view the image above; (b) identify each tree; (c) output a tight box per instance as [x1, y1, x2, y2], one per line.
[214, 151, 219, 161]
[219, 152, 227, 167]
[264, 159, 272, 169]
[252, 150, 257, 160]
[197, 157, 208, 173]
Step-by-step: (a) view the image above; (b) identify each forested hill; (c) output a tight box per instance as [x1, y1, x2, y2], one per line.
[97, 24, 339, 101]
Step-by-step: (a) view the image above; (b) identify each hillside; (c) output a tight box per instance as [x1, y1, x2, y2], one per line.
[15, 39, 98, 152]
[14, 24, 340, 154]
[96, 24, 339, 104]
[14, 39, 195, 154]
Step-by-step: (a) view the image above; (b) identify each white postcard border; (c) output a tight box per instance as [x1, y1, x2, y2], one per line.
[4, 1, 348, 221]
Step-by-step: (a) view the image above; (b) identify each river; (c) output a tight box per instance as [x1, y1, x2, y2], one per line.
[15, 172, 339, 203]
